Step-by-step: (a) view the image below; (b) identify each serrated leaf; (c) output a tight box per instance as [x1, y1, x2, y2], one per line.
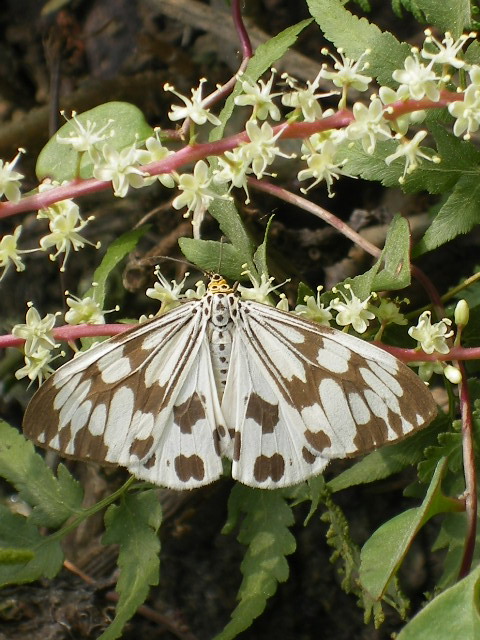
[414, 0, 471, 37]
[359, 458, 459, 601]
[0, 506, 63, 586]
[178, 238, 246, 281]
[414, 173, 480, 256]
[0, 421, 83, 528]
[418, 432, 464, 484]
[397, 563, 480, 640]
[209, 19, 312, 143]
[216, 486, 296, 640]
[36, 102, 153, 182]
[306, 0, 410, 86]
[328, 418, 443, 493]
[98, 490, 161, 640]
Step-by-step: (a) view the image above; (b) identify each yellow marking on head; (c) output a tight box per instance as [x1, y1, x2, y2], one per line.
[207, 274, 235, 294]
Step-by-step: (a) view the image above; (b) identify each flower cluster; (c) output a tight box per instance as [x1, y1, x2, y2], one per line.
[12, 304, 60, 384]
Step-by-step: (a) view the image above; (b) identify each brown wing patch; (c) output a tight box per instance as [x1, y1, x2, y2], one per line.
[253, 453, 285, 482]
[173, 393, 206, 434]
[304, 429, 331, 452]
[174, 454, 205, 482]
[246, 393, 279, 434]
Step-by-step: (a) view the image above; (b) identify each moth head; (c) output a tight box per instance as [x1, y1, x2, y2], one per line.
[207, 274, 235, 294]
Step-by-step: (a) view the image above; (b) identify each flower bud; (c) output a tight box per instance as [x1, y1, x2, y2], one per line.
[454, 299, 469, 327]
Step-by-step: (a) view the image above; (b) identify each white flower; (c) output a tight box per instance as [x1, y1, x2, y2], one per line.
[238, 269, 288, 305]
[385, 130, 440, 182]
[12, 304, 59, 355]
[320, 48, 372, 92]
[373, 298, 408, 326]
[295, 288, 332, 325]
[392, 51, 441, 101]
[0, 149, 24, 203]
[408, 311, 453, 354]
[146, 268, 190, 313]
[92, 142, 146, 197]
[241, 120, 290, 179]
[298, 139, 348, 197]
[0, 226, 25, 280]
[379, 85, 426, 135]
[346, 98, 392, 154]
[56, 111, 114, 152]
[213, 147, 251, 203]
[136, 129, 175, 189]
[281, 71, 333, 122]
[15, 346, 56, 385]
[38, 193, 80, 221]
[172, 160, 216, 234]
[422, 30, 475, 69]
[165, 79, 221, 126]
[39, 204, 98, 271]
[234, 71, 282, 121]
[330, 285, 375, 334]
[448, 85, 480, 139]
[64, 292, 106, 325]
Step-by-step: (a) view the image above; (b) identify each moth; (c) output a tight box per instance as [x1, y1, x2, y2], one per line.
[23, 274, 437, 490]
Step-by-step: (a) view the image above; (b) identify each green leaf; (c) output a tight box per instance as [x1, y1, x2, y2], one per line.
[359, 458, 458, 601]
[328, 418, 444, 493]
[216, 486, 296, 640]
[414, 0, 472, 37]
[432, 510, 480, 589]
[407, 124, 480, 195]
[207, 193, 258, 278]
[98, 490, 162, 640]
[0, 421, 83, 528]
[210, 19, 313, 142]
[306, 0, 410, 86]
[418, 432, 464, 484]
[0, 506, 64, 586]
[36, 102, 153, 182]
[397, 564, 480, 639]
[414, 173, 480, 256]
[84, 226, 149, 308]
[253, 216, 274, 278]
[371, 214, 411, 291]
[178, 238, 246, 281]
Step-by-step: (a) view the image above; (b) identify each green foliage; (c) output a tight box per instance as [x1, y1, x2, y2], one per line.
[306, 0, 410, 86]
[414, 0, 472, 37]
[216, 486, 296, 640]
[328, 416, 446, 492]
[359, 459, 461, 602]
[36, 102, 153, 182]
[0, 420, 83, 528]
[85, 227, 149, 309]
[0, 506, 64, 587]
[396, 564, 480, 639]
[210, 19, 313, 143]
[178, 238, 246, 280]
[99, 491, 162, 640]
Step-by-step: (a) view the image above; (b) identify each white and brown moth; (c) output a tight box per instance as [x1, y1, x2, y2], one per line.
[23, 274, 436, 490]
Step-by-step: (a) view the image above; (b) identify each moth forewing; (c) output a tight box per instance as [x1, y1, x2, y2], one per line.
[23, 276, 437, 490]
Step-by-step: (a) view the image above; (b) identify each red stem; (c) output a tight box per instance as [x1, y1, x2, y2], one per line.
[457, 361, 477, 579]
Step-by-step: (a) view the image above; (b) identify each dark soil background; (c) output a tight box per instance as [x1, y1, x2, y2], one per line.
[0, 1, 472, 639]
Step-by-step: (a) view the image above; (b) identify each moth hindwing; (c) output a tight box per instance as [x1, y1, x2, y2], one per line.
[23, 275, 437, 490]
